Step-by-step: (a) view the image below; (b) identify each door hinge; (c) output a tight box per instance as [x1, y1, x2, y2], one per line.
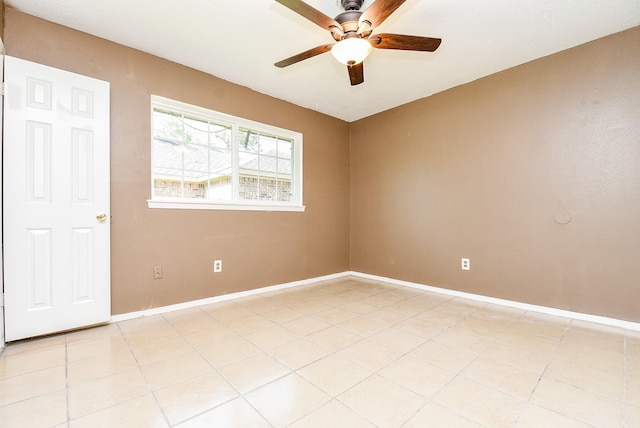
[1, 82, 5, 96]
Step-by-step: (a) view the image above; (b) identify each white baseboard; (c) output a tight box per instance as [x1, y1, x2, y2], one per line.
[110, 270, 640, 332]
[349, 271, 640, 332]
[109, 271, 350, 323]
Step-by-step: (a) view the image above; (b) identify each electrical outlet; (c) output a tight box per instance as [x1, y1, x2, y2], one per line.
[153, 266, 163, 279]
[461, 258, 470, 271]
[213, 260, 222, 273]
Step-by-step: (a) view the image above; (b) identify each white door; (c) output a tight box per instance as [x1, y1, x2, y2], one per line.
[3, 56, 111, 342]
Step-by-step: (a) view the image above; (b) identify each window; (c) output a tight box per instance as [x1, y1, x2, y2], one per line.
[149, 96, 304, 211]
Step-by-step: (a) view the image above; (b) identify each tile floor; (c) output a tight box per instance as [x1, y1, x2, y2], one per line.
[0, 276, 638, 427]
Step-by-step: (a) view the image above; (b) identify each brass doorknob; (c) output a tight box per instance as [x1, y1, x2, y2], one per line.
[96, 213, 108, 222]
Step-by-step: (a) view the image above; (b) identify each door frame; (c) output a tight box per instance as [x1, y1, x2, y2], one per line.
[0, 37, 5, 348]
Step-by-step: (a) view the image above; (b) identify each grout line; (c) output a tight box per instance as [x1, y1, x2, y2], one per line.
[512, 321, 571, 425]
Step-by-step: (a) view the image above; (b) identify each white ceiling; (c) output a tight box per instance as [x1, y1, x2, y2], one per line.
[6, 0, 640, 122]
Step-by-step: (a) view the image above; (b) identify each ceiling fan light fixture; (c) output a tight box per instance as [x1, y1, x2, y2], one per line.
[331, 37, 372, 65]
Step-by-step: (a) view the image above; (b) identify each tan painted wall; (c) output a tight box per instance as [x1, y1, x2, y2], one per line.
[4, 9, 351, 314]
[351, 26, 640, 322]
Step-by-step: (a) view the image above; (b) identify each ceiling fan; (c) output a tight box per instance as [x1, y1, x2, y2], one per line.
[274, 0, 442, 86]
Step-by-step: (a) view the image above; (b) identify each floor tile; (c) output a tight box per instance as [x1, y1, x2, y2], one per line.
[282, 316, 332, 336]
[627, 374, 640, 406]
[506, 318, 567, 340]
[338, 316, 388, 337]
[173, 397, 270, 428]
[516, 403, 592, 427]
[290, 399, 377, 427]
[450, 317, 512, 339]
[2, 335, 66, 357]
[370, 326, 428, 354]
[65, 323, 123, 345]
[338, 339, 402, 371]
[225, 314, 277, 336]
[128, 334, 194, 366]
[433, 375, 525, 427]
[153, 370, 238, 425]
[205, 304, 255, 324]
[627, 404, 640, 427]
[286, 299, 331, 315]
[312, 307, 359, 324]
[0, 365, 66, 407]
[67, 368, 149, 419]
[67, 347, 138, 386]
[269, 338, 331, 370]
[162, 308, 220, 335]
[140, 351, 212, 390]
[544, 355, 624, 398]
[66, 336, 130, 363]
[432, 328, 494, 354]
[0, 389, 67, 427]
[393, 317, 444, 339]
[298, 354, 371, 396]
[336, 300, 378, 315]
[530, 378, 622, 427]
[479, 341, 550, 374]
[244, 325, 298, 350]
[307, 325, 363, 352]
[409, 339, 478, 372]
[495, 328, 561, 355]
[198, 334, 261, 368]
[261, 307, 305, 324]
[69, 393, 167, 428]
[404, 402, 483, 428]
[0, 346, 66, 379]
[219, 352, 290, 393]
[181, 324, 238, 350]
[378, 354, 456, 398]
[338, 374, 426, 427]
[361, 307, 414, 325]
[555, 341, 625, 372]
[245, 373, 331, 427]
[462, 356, 541, 400]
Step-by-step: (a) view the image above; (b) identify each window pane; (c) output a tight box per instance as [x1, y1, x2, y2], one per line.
[183, 116, 209, 145]
[238, 128, 259, 153]
[208, 147, 232, 201]
[151, 96, 301, 208]
[153, 109, 183, 142]
[211, 125, 231, 149]
[258, 134, 277, 154]
[239, 176, 259, 201]
[278, 139, 293, 160]
[276, 179, 292, 202]
[278, 158, 292, 178]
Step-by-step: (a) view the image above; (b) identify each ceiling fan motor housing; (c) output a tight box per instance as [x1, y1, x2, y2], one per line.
[341, 0, 363, 11]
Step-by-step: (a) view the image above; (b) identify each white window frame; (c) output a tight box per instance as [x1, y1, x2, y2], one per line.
[148, 95, 304, 212]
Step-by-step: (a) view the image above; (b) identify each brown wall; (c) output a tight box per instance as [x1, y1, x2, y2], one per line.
[4, 9, 351, 314]
[351, 26, 640, 322]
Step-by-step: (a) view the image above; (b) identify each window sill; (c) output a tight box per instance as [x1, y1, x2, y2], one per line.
[147, 199, 306, 212]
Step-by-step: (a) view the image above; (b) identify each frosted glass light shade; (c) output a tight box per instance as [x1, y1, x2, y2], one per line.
[331, 38, 372, 65]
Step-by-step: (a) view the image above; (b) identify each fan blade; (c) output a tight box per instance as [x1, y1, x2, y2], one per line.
[275, 0, 340, 31]
[347, 62, 364, 86]
[275, 44, 334, 68]
[360, 0, 407, 28]
[370, 33, 442, 51]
